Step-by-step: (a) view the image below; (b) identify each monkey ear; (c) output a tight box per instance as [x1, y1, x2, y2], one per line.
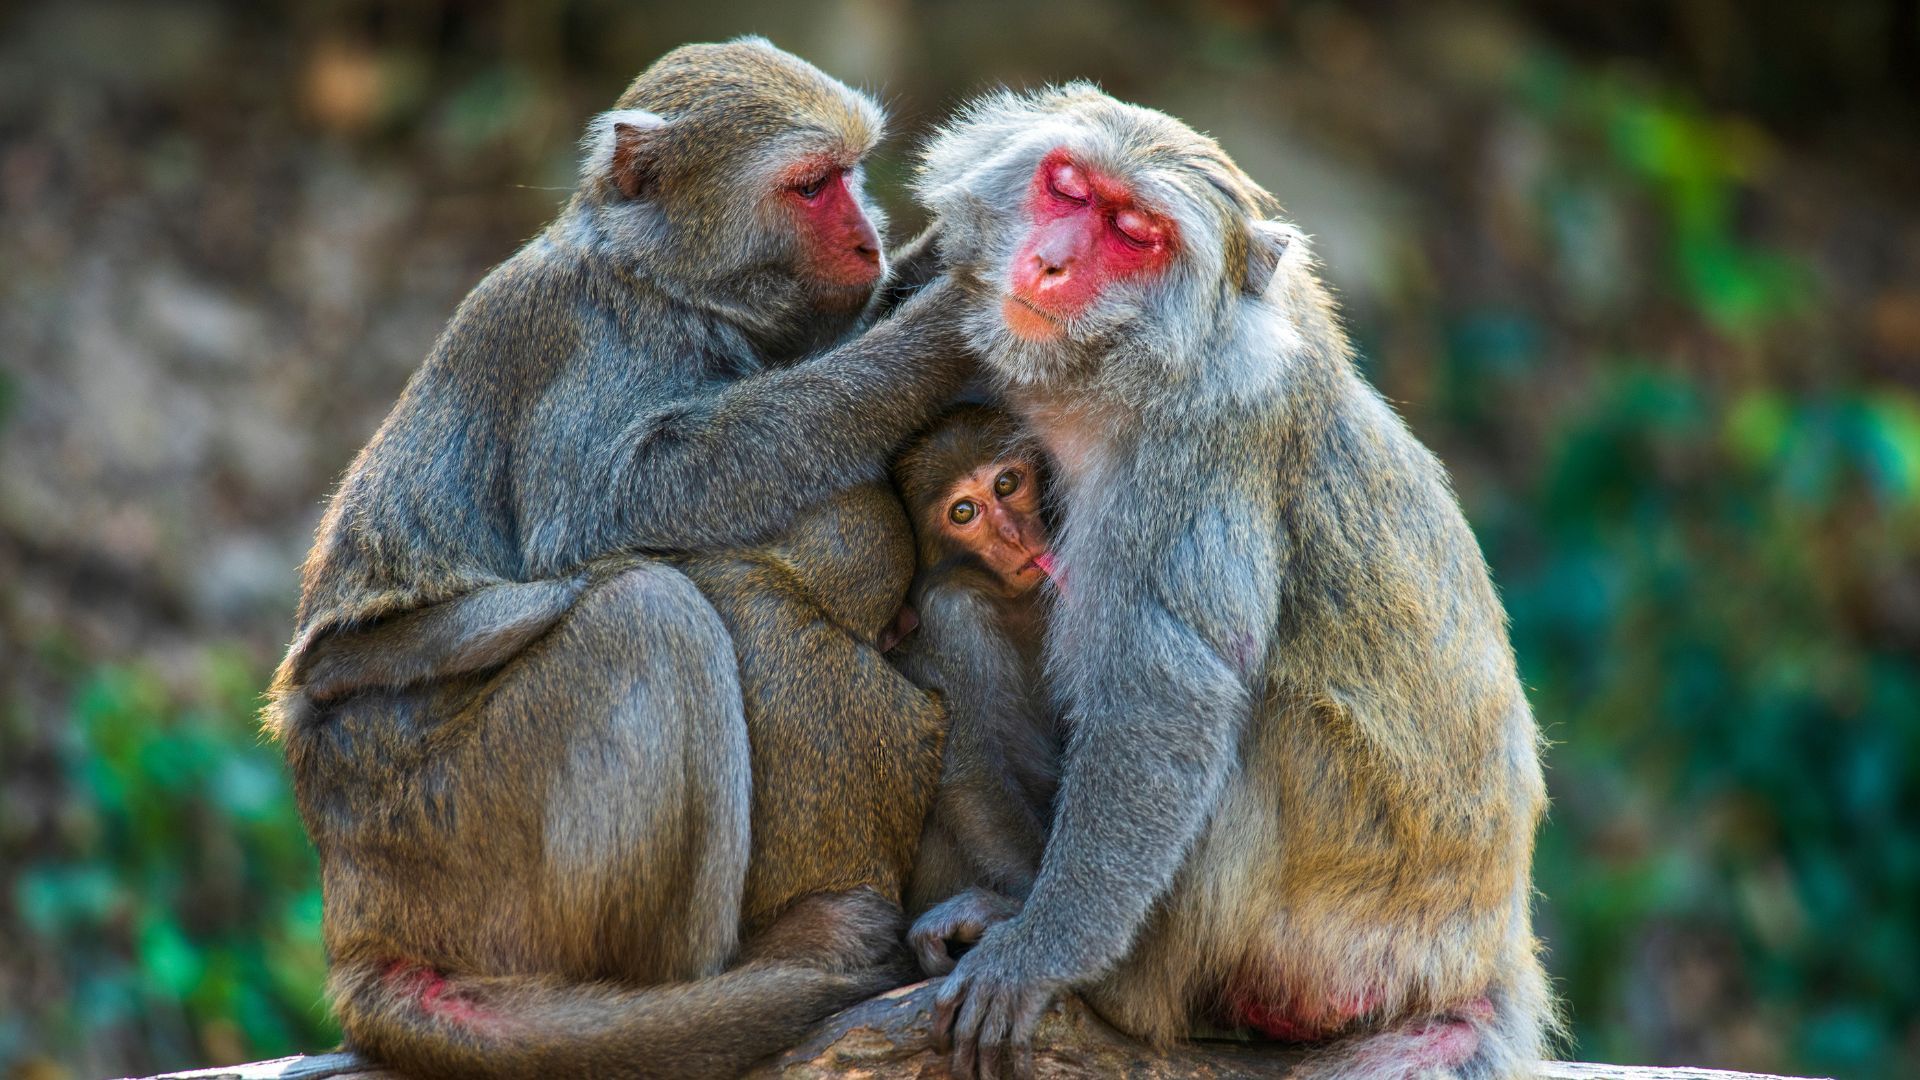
[1241, 219, 1299, 297]
[584, 109, 668, 201]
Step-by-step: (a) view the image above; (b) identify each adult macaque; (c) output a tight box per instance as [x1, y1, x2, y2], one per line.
[888, 406, 1060, 970]
[914, 86, 1554, 1080]
[266, 39, 971, 1079]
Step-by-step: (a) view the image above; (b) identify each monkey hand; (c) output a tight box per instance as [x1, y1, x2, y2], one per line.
[879, 220, 948, 311]
[910, 887, 1021, 975]
[931, 917, 1066, 1080]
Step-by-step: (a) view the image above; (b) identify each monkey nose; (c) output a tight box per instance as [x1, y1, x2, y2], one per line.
[1034, 251, 1072, 277]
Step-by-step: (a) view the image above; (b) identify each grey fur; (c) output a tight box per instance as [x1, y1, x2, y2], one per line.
[916, 85, 1554, 1080]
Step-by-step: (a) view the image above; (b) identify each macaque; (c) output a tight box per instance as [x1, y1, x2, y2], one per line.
[887, 406, 1061, 973]
[266, 39, 972, 1079]
[911, 85, 1555, 1080]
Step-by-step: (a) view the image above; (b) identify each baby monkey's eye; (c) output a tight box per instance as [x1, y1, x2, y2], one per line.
[949, 500, 979, 525]
[994, 469, 1021, 497]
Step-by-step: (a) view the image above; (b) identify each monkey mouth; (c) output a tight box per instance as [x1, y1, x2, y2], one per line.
[1003, 294, 1066, 340]
[1024, 551, 1058, 579]
[812, 280, 878, 313]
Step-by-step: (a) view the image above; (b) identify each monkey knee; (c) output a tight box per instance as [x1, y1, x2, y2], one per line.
[568, 565, 741, 706]
[534, 565, 749, 898]
[565, 566, 746, 776]
[592, 564, 730, 650]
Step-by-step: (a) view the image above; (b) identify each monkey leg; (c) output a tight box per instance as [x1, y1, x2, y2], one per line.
[683, 555, 949, 932]
[1271, 958, 1554, 1080]
[1076, 746, 1553, 1080]
[1082, 901, 1548, 1080]
[289, 563, 901, 1080]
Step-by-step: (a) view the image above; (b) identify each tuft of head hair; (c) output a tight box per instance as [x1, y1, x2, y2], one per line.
[580, 36, 884, 201]
[893, 404, 1027, 520]
[915, 83, 1276, 244]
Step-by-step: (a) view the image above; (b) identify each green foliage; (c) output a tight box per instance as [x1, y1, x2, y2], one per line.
[1436, 57, 1920, 1079]
[1507, 373, 1920, 1077]
[4, 653, 335, 1072]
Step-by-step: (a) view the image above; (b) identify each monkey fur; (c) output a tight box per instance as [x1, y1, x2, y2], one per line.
[887, 406, 1062, 972]
[914, 85, 1556, 1080]
[264, 38, 973, 1080]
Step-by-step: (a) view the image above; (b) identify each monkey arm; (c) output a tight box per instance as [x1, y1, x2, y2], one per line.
[1007, 610, 1252, 977]
[899, 584, 1052, 895]
[933, 489, 1284, 1077]
[996, 493, 1282, 981]
[612, 279, 974, 553]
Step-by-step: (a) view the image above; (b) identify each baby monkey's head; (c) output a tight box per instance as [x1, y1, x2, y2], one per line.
[894, 405, 1053, 598]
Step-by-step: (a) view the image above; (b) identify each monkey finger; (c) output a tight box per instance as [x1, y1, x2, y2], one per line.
[914, 930, 956, 976]
[1009, 989, 1050, 1080]
[949, 986, 991, 1080]
[976, 992, 1017, 1080]
[932, 974, 966, 1053]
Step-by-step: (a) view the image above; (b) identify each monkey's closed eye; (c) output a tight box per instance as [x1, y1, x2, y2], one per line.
[950, 500, 978, 525]
[793, 174, 830, 199]
[1113, 209, 1160, 248]
[994, 470, 1021, 497]
[1048, 163, 1090, 205]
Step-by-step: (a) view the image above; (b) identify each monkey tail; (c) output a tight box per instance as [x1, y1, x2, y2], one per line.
[330, 954, 894, 1080]
[1289, 959, 1560, 1080]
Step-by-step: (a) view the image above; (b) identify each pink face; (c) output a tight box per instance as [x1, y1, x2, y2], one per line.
[1003, 149, 1177, 340]
[938, 459, 1052, 596]
[781, 156, 883, 300]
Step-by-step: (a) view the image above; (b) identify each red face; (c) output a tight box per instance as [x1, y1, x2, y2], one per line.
[1003, 149, 1177, 341]
[938, 459, 1052, 595]
[782, 156, 883, 303]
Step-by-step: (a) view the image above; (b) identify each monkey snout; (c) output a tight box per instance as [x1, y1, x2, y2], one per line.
[1030, 246, 1077, 286]
[1014, 222, 1088, 298]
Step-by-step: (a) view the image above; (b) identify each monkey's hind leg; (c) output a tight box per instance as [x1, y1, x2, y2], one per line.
[312, 563, 904, 1080]
[1288, 952, 1555, 1080]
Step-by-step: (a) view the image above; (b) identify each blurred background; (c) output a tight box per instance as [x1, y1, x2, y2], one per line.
[1, 1, 1916, 1077]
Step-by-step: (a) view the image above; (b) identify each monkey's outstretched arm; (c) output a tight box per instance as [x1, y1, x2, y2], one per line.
[615, 280, 973, 553]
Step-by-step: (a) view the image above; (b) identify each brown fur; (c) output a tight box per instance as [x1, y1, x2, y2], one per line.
[672, 482, 949, 932]
[265, 39, 969, 1079]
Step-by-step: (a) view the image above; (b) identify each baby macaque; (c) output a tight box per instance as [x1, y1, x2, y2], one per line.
[889, 405, 1060, 975]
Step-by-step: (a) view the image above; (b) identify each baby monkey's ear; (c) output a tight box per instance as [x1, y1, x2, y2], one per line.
[1241, 219, 1302, 297]
[582, 109, 669, 200]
